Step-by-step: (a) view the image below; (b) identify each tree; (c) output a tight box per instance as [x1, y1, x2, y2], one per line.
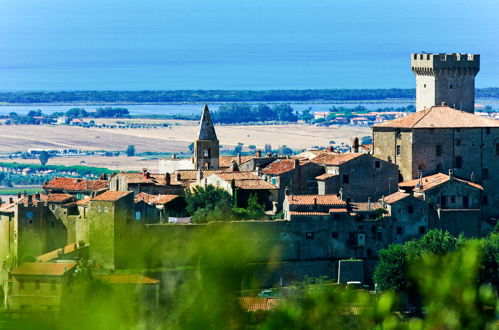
[233, 143, 243, 155]
[126, 145, 135, 157]
[38, 151, 50, 166]
[185, 185, 233, 223]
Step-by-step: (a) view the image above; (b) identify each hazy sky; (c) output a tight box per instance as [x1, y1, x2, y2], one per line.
[0, 0, 498, 90]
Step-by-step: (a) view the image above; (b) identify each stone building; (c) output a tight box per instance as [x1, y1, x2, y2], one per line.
[312, 153, 398, 202]
[194, 105, 219, 170]
[134, 192, 187, 222]
[411, 53, 479, 112]
[42, 177, 108, 198]
[261, 158, 324, 207]
[7, 261, 79, 312]
[399, 172, 484, 237]
[87, 191, 135, 269]
[372, 105, 499, 221]
[109, 170, 185, 196]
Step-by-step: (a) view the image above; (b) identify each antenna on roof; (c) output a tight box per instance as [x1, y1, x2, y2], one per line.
[416, 170, 423, 189]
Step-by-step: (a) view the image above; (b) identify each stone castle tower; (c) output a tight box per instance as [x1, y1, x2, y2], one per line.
[411, 53, 480, 113]
[193, 105, 219, 170]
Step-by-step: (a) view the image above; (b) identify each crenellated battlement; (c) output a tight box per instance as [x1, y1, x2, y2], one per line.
[411, 53, 480, 76]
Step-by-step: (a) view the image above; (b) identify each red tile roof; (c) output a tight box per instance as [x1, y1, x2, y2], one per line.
[36, 242, 86, 262]
[43, 177, 108, 192]
[261, 159, 308, 175]
[94, 274, 160, 285]
[373, 106, 499, 129]
[91, 191, 133, 202]
[399, 173, 483, 191]
[219, 155, 257, 168]
[0, 203, 15, 213]
[76, 198, 91, 206]
[134, 192, 182, 205]
[11, 262, 77, 276]
[311, 153, 363, 166]
[212, 172, 278, 190]
[173, 169, 225, 181]
[350, 202, 383, 212]
[286, 194, 346, 206]
[382, 191, 411, 204]
[315, 173, 336, 181]
[289, 208, 348, 216]
[118, 172, 182, 186]
[40, 193, 75, 204]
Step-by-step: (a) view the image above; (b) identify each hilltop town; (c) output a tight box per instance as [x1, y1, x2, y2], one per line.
[0, 53, 497, 318]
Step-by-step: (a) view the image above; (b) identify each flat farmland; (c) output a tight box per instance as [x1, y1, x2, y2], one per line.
[0, 121, 371, 170]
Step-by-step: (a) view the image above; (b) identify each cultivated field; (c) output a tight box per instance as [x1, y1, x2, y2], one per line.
[0, 121, 371, 170]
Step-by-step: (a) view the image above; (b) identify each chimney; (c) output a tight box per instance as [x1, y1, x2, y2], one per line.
[230, 160, 239, 172]
[441, 102, 447, 106]
[255, 165, 262, 176]
[172, 153, 177, 159]
[368, 197, 371, 211]
[266, 152, 272, 158]
[165, 173, 171, 186]
[23, 191, 27, 197]
[237, 153, 242, 165]
[27, 194, 32, 205]
[313, 197, 317, 207]
[328, 146, 333, 152]
[9, 197, 13, 204]
[17, 192, 21, 199]
[448, 169, 454, 180]
[196, 168, 203, 183]
[353, 137, 359, 153]
[381, 195, 385, 208]
[176, 173, 181, 181]
[256, 150, 262, 158]
[285, 186, 290, 195]
[35, 193, 40, 200]
[470, 172, 475, 182]
[294, 159, 300, 169]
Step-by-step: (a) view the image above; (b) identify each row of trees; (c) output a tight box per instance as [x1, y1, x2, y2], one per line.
[213, 103, 298, 123]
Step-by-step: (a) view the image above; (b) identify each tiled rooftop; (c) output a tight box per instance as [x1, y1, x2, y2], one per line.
[212, 172, 278, 190]
[43, 177, 108, 192]
[219, 155, 257, 168]
[311, 153, 363, 166]
[134, 192, 182, 205]
[239, 297, 278, 312]
[399, 173, 483, 191]
[40, 193, 75, 204]
[315, 173, 336, 181]
[382, 191, 411, 204]
[373, 106, 499, 129]
[287, 194, 346, 206]
[91, 191, 133, 202]
[11, 262, 77, 276]
[94, 274, 160, 285]
[261, 159, 308, 175]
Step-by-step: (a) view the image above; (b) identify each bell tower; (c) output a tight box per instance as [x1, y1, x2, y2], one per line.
[194, 105, 219, 170]
[411, 53, 480, 113]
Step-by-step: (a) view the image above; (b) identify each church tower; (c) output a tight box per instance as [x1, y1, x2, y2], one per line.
[411, 53, 480, 113]
[193, 105, 219, 170]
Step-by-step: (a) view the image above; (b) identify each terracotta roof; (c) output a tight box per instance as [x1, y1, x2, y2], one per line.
[289, 208, 348, 216]
[373, 106, 499, 129]
[261, 159, 308, 175]
[312, 153, 363, 166]
[219, 155, 257, 168]
[94, 274, 160, 285]
[43, 177, 108, 192]
[40, 193, 75, 204]
[0, 203, 15, 213]
[76, 198, 91, 206]
[286, 195, 346, 206]
[37, 242, 86, 262]
[239, 297, 278, 312]
[212, 172, 278, 190]
[91, 191, 133, 202]
[399, 173, 483, 191]
[315, 173, 336, 181]
[134, 192, 182, 205]
[11, 262, 77, 276]
[382, 191, 411, 204]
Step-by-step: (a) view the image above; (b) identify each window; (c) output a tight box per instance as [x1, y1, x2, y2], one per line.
[50, 204, 56, 211]
[450, 196, 456, 204]
[407, 206, 414, 214]
[331, 232, 338, 239]
[419, 226, 426, 235]
[305, 232, 314, 239]
[455, 156, 463, 169]
[97, 206, 101, 213]
[51, 280, 56, 291]
[396, 227, 403, 235]
[203, 149, 210, 157]
[271, 178, 277, 185]
[348, 232, 355, 240]
[463, 196, 469, 208]
[435, 145, 442, 156]
[103, 207, 109, 213]
[455, 139, 461, 146]
[376, 232, 383, 240]
[135, 211, 141, 221]
[374, 160, 380, 169]
[395, 129, 401, 139]
[35, 280, 40, 290]
[396, 145, 401, 156]
[342, 174, 349, 184]
[483, 168, 489, 180]
[486, 127, 491, 134]
[483, 196, 488, 205]
[449, 84, 453, 89]
[423, 84, 426, 88]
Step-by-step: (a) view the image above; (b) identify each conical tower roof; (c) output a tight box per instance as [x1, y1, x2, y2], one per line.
[198, 105, 218, 140]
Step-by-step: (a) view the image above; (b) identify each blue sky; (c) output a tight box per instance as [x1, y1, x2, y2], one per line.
[0, 0, 498, 90]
